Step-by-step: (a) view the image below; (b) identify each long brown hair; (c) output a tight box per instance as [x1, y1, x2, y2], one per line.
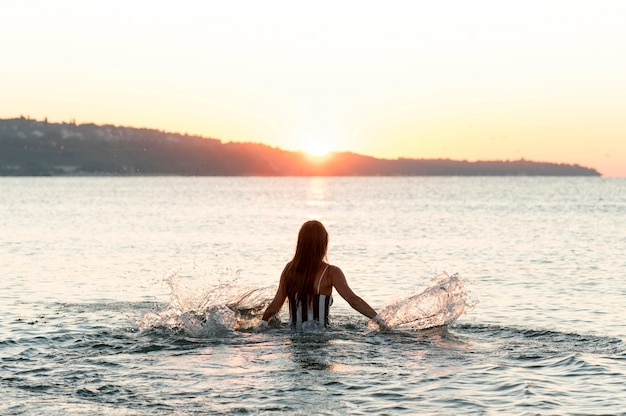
[284, 220, 328, 307]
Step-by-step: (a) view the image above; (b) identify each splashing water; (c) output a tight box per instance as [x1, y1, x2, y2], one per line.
[372, 273, 476, 330]
[138, 273, 277, 336]
[139, 272, 475, 336]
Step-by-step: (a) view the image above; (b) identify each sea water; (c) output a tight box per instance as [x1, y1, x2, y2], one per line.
[1, 177, 625, 415]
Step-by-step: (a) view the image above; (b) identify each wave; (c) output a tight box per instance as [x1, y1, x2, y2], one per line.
[455, 323, 624, 356]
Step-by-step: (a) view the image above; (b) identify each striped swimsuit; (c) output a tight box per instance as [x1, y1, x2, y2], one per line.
[289, 265, 333, 328]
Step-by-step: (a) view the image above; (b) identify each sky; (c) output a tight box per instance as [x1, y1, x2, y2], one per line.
[3, 1, 626, 176]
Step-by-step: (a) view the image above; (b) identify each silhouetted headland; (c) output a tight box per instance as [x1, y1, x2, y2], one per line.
[0, 117, 601, 176]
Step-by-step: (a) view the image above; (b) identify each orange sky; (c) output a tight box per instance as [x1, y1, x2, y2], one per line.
[3, 1, 625, 176]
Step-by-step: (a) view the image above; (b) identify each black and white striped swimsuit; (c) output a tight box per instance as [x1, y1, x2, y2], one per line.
[289, 264, 333, 328]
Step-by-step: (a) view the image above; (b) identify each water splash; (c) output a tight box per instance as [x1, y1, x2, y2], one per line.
[139, 272, 475, 336]
[371, 273, 476, 331]
[138, 273, 277, 336]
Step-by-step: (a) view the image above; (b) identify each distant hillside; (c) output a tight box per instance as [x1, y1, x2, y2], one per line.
[0, 117, 600, 176]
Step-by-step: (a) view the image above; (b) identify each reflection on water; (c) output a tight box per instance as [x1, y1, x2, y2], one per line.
[289, 334, 332, 371]
[305, 176, 329, 221]
[307, 176, 328, 202]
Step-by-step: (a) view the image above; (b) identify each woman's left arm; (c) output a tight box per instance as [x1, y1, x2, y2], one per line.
[261, 270, 288, 321]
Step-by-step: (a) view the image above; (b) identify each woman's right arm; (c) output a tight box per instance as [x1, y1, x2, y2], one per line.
[330, 266, 378, 320]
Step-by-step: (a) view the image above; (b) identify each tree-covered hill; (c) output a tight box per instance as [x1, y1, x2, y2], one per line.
[0, 117, 601, 176]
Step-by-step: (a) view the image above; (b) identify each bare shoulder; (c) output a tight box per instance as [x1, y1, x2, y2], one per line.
[327, 264, 342, 275]
[328, 264, 347, 283]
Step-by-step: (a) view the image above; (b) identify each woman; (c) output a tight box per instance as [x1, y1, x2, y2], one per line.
[261, 220, 388, 330]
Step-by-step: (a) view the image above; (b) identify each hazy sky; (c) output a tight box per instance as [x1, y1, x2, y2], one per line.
[3, 1, 625, 176]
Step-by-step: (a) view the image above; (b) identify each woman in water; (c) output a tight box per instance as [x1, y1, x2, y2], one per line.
[261, 220, 388, 330]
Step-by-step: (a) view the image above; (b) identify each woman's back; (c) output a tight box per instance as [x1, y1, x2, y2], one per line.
[289, 264, 333, 328]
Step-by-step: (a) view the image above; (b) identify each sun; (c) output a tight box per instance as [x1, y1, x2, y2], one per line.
[303, 140, 330, 157]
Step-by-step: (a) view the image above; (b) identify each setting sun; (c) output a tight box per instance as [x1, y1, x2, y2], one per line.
[304, 141, 330, 157]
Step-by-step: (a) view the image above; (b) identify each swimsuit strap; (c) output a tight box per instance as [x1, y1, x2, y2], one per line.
[316, 264, 330, 294]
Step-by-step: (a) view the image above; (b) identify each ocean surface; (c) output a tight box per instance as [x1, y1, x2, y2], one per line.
[1, 176, 625, 415]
